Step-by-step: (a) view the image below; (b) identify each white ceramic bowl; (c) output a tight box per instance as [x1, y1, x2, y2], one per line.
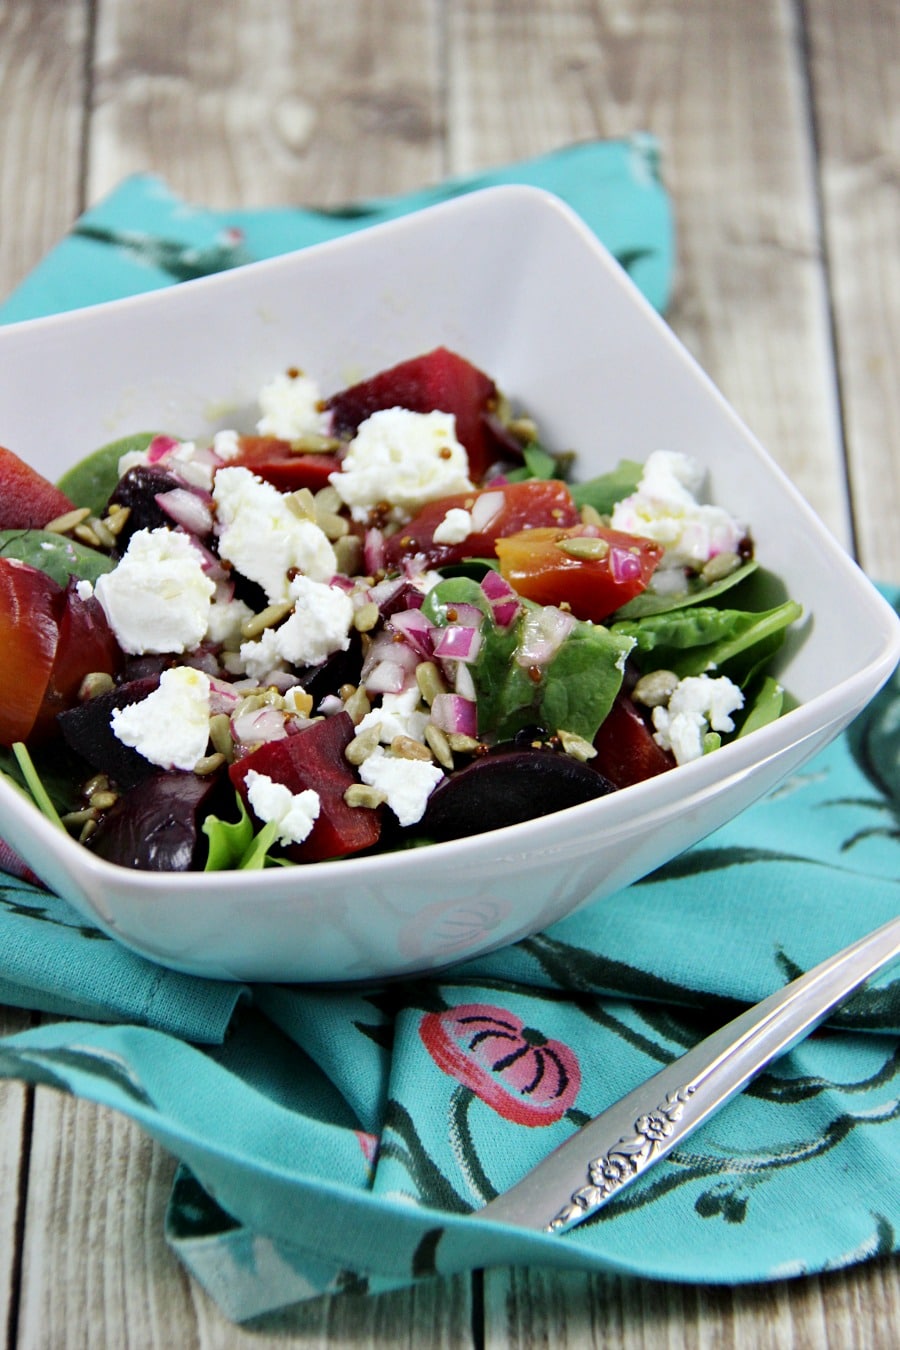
[1, 185, 898, 982]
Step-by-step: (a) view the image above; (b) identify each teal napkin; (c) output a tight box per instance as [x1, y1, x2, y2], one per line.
[0, 141, 897, 1324]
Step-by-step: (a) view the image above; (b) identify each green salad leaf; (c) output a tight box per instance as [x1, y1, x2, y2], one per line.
[611, 559, 759, 620]
[570, 458, 644, 515]
[56, 432, 159, 516]
[0, 529, 116, 586]
[613, 599, 802, 683]
[423, 577, 633, 744]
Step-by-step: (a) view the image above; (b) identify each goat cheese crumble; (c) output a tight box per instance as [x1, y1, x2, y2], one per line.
[611, 451, 745, 569]
[329, 408, 474, 522]
[243, 770, 321, 846]
[240, 575, 354, 675]
[256, 370, 329, 442]
[432, 507, 473, 545]
[357, 746, 445, 826]
[110, 667, 212, 770]
[94, 528, 214, 655]
[212, 466, 337, 602]
[651, 673, 745, 765]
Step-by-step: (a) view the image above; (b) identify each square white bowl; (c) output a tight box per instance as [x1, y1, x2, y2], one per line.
[1, 185, 898, 982]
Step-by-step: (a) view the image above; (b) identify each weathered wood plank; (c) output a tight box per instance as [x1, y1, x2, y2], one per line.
[0, 0, 89, 299]
[0, 1009, 32, 1350]
[483, 1259, 900, 1350]
[805, 0, 900, 581]
[87, 0, 446, 209]
[15, 1092, 472, 1350]
[447, 0, 851, 545]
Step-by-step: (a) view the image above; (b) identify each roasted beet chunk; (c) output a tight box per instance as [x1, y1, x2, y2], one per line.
[591, 694, 675, 789]
[229, 711, 381, 862]
[88, 770, 222, 871]
[420, 746, 615, 842]
[325, 347, 504, 482]
[105, 465, 190, 552]
[0, 445, 77, 529]
[57, 676, 160, 790]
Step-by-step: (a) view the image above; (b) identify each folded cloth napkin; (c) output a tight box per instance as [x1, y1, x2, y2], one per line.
[1, 139, 898, 1324]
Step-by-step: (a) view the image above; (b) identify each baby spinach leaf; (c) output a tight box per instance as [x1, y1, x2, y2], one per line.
[423, 577, 632, 744]
[56, 432, 159, 516]
[737, 676, 785, 737]
[615, 600, 802, 681]
[611, 559, 759, 620]
[570, 459, 643, 515]
[0, 529, 115, 586]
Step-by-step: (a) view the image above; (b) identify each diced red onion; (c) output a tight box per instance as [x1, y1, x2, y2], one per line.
[364, 527, 386, 575]
[431, 625, 482, 662]
[430, 693, 477, 738]
[155, 488, 214, 536]
[470, 489, 504, 533]
[453, 660, 478, 701]
[443, 602, 484, 629]
[208, 677, 242, 714]
[516, 605, 575, 668]
[388, 608, 434, 658]
[609, 546, 643, 582]
[364, 660, 412, 695]
[481, 569, 515, 602]
[231, 706, 287, 745]
[147, 435, 180, 463]
[188, 537, 230, 583]
[491, 598, 521, 627]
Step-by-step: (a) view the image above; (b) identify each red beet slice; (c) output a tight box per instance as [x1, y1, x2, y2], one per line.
[591, 694, 675, 788]
[420, 746, 615, 842]
[229, 711, 381, 862]
[0, 445, 77, 529]
[325, 347, 503, 482]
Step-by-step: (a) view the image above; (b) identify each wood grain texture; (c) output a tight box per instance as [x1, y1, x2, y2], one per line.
[805, 0, 900, 580]
[16, 1093, 473, 1350]
[447, 0, 851, 543]
[0, 0, 89, 298]
[87, 0, 446, 208]
[484, 1258, 900, 1349]
[0, 1008, 31, 1350]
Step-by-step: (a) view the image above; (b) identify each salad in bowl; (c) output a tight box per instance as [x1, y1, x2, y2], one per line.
[0, 345, 800, 875]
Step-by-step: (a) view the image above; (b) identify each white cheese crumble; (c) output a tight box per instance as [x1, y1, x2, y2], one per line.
[355, 687, 430, 746]
[94, 528, 215, 655]
[256, 371, 329, 442]
[212, 466, 337, 602]
[205, 595, 255, 648]
[110, 667, 212, 770]
[610, 451, 745, 569]
[357, 746, 444, 826]
[432, 507, 473, 545]
[241, 575, 354, 673]
[212, 428, 241, 462]
[329, 408, 474, 523]
[651, 673, 745, 765]
[243, 769, 321, 846]
[75, 579, 94, 601]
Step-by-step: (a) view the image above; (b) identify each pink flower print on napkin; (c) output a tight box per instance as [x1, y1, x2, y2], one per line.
[419, 1002, 581, 1126]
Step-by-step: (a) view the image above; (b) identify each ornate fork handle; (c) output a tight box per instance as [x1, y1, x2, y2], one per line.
[475, 916, 900, 1235]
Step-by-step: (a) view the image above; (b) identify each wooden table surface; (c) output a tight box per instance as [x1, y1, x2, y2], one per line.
[1, 1, 899, 1345]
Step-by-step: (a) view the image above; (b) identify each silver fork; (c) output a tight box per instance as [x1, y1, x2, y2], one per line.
[475, 915, 900, 1234]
